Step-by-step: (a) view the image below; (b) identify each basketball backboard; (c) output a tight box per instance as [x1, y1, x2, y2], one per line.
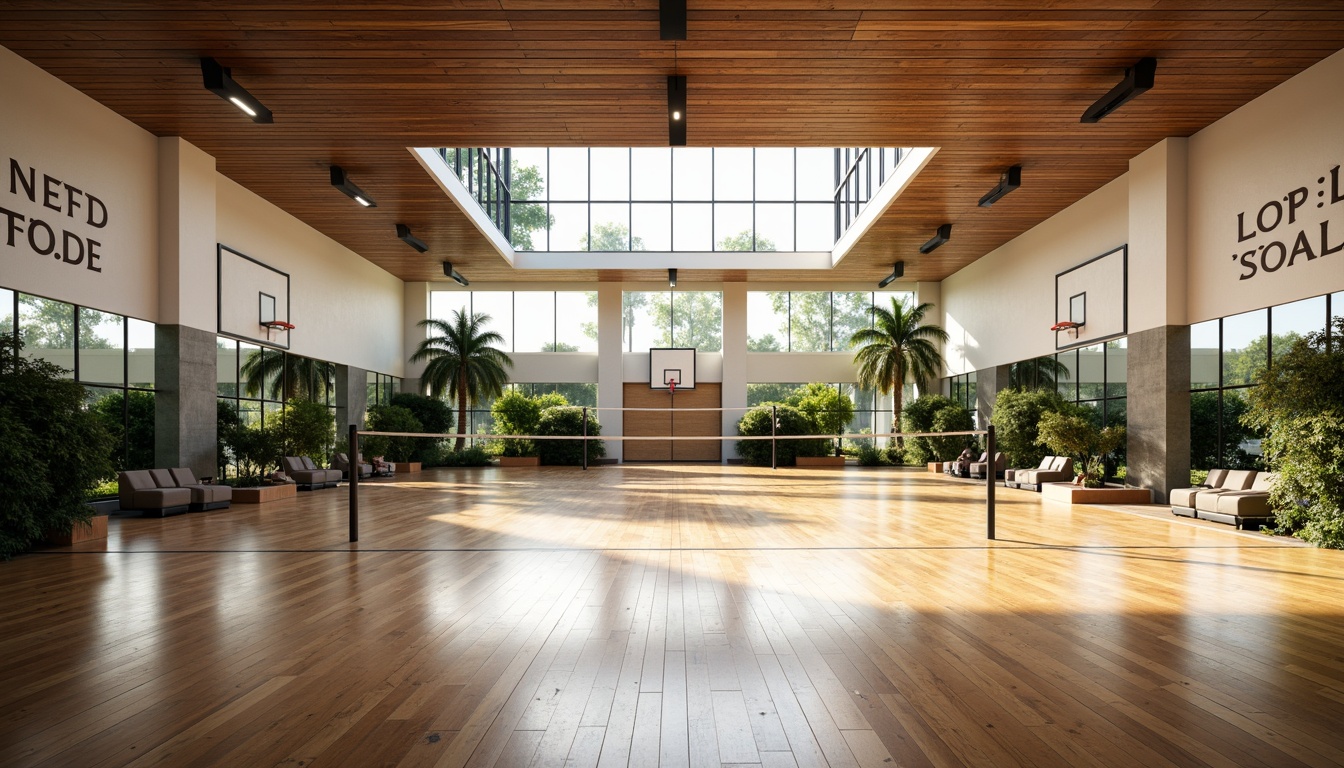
[649, 348, 696, 390]
[1055, 245, 1126, 350]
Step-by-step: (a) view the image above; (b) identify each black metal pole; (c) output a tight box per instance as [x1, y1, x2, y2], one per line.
[771, 405, 778, 470]
[348, 423, 359, 543]
[582, 406, 588, 470]
[987, 425, 996, 541]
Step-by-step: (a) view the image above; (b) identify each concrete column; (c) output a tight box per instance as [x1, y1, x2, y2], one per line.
[1127, 325, 1191, 503]
[975, 364, 1012, 426]
[596, 283, 624, 461]
[154, 324, 218, 479]
[335, 364, 369, 434]
[403, 281, 431, 385]
[914, 281, 943, 394]
[721, 283, 748, 461]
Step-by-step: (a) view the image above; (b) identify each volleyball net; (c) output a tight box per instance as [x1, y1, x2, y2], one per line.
[344, 404, 998, 543]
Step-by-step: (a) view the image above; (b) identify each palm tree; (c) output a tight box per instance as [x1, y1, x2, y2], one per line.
[240, 350, 334, 401]
[411, 310, 513, 450]
[849, 298, 948, 444]
[1009, 356, 1072, 391]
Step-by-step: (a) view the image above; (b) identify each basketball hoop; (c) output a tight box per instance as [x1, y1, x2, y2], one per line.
[262, 320, 295, 341]
[1050, 320, 1082, 338]
[667, 379, 677, 395]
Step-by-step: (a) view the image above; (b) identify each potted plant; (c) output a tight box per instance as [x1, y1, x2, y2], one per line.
[0, 336, 116, 557]
[221, 419, 294, 503]
[1038, 410, 1126, 488]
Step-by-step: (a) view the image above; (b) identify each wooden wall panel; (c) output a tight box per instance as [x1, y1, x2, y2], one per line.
[623, 382, 721, 462]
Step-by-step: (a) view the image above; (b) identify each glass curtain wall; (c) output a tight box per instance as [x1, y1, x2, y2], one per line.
[745, 381, 889, 451]
[3, 289, 156, 474]
[747, 291, 903, 352]
[430, 290, 599, 353]
[622, 292, 723, 353]
[1189, 292, 1338, 472]
[504, 147, 899, 253]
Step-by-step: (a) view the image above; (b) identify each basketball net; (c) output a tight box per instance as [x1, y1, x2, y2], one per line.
[668, 380, 676, 395]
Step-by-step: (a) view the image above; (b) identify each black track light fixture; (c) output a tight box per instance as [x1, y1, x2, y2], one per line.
[330, 166, 376, 208]
[668, 75, 687, 146]
[877, 261, 905, 289]
[919, 224, 952, 254]
[442, 261, 469, 287]
[396, 224, 428, 253]
[660, 0, 687, 40]
[1081, 57, 1157, 123]
[201, 57, 273, 123]
[669, 268, 678, 287]
[978, 165, 1022, 207]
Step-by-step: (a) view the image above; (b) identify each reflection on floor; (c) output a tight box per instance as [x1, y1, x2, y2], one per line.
[3, 465, 1342, 767]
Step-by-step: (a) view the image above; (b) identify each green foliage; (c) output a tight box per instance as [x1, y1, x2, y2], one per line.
[581, 221, 645, 252]
[885, 444, 908, 466]
[717, 230, 774, 252]
[89, 389, 156, 470]
[491, 389, 543, 457]
[746, 382, 800, 406]
[1189, 390, 1257, 470]
[535, 407, 605, 465]
[390, 392, 454, 462]
[240, 350, 334, 401]
[432, 445, 494, 467]
[900, 395, 970, 464]
[992, 388, 1072, 471]
[855, 443, 892, 466]
[17, 294, 113, 349]
[217, 399, 240, 478]
[850, 297, 948, 438]
[272, 399, 336, 463]
[1009, 356, 1071, 391]
[0, 335, 115, 559]
[508, 161, 554, 250]
[1243, 317, 1344, 548]
[1038, 410, 1126, 488]
[364, 405, 423, 462]
[412, 310, 513, 450]
[788, 383, 854, 455]
[649, 291, 723, 352]
[223, 421, 283, 486]
[1190, 469, 1209, 486]
[734, 405, 828, 466]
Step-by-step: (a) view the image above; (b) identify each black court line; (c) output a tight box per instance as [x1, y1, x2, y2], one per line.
[31, 544, 1297, 554]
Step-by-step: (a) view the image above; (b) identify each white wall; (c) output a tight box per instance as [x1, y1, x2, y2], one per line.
[1186, 47, 1344, 322]
[942, 176, 1129, 374]
[0, 45, 160, 321]
[215, 175, 404, 376]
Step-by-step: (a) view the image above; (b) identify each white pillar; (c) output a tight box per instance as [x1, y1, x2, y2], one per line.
[597, 283, 624, 461]
[721, 283, 748, 461]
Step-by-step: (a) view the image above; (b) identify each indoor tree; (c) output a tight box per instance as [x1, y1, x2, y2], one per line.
[849, 297, 948, 445]
[240, 350, 334, 401]
[411, 309, 513, 451]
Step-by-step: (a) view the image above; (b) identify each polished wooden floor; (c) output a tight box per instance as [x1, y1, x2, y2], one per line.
[3, 466, 1343, 768]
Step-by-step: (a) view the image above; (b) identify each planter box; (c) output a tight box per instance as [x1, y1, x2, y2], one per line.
[233, 484, 298, 504]
[87, 498, 120, 516]
[796, 456, 847, 467]
[927, 462, 945, 473]
[47, 514, 108, 546]
[1042, 483, 1153, 505]
[498, 456, 540, 467]
[393, 462, 421, 474]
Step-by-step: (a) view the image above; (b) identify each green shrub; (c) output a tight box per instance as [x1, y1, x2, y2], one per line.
[1244, 317, 1344, 548]
[89, 389, 156, 471]
[734, 405, 828, 466]
[1038, 410, 1126, 489]
[0, 336, 116, 559]
[856, 443, 892, 466]
[390, 392, 454, 463]
[225, 421, 284, 485]
[491, 389, 543, 457]
[217, 399, 240, 478]
[789, 382, 854, 456]
[364, 405, 423, 462]
[435, 445, 493, 467]
[929, 404, 976, 461]
[900, 394, 961, 464]
[885, 444, 908, 465]
[273, 398, 335, 464]
[535, 406, 604, 465]
[992, 388, 1072, 471]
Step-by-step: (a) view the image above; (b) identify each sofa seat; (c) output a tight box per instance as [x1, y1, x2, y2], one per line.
[118, 470, 191, 517]
[283, 456, 342, 490]
[169, 467, 232, 511]
[1196, 473, 1275, 528]
[1170, 469, 1230, 516]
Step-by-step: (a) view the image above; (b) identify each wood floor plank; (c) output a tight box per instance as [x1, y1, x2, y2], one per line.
[2, 465, 1341, 768]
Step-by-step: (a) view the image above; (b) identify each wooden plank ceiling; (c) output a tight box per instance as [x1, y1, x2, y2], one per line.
[3, 2, 1343, 287]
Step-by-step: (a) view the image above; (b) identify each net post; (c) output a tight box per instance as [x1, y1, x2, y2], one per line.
[771, 405, 778, 470]
[348, 423, 359, 543]
[986, 424, 996, 541]
[582, 406, 588, 470]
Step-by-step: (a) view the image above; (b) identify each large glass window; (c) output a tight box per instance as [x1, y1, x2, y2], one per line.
[18, 294, 74, 375]
[459, 146, 910, 253]
[78, 308, 124, 387]
[622, 291, 722, 353]
[747, 291, 891, 353]
[431, 291, 597, 353]
[1188, 291, 1337, 472]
